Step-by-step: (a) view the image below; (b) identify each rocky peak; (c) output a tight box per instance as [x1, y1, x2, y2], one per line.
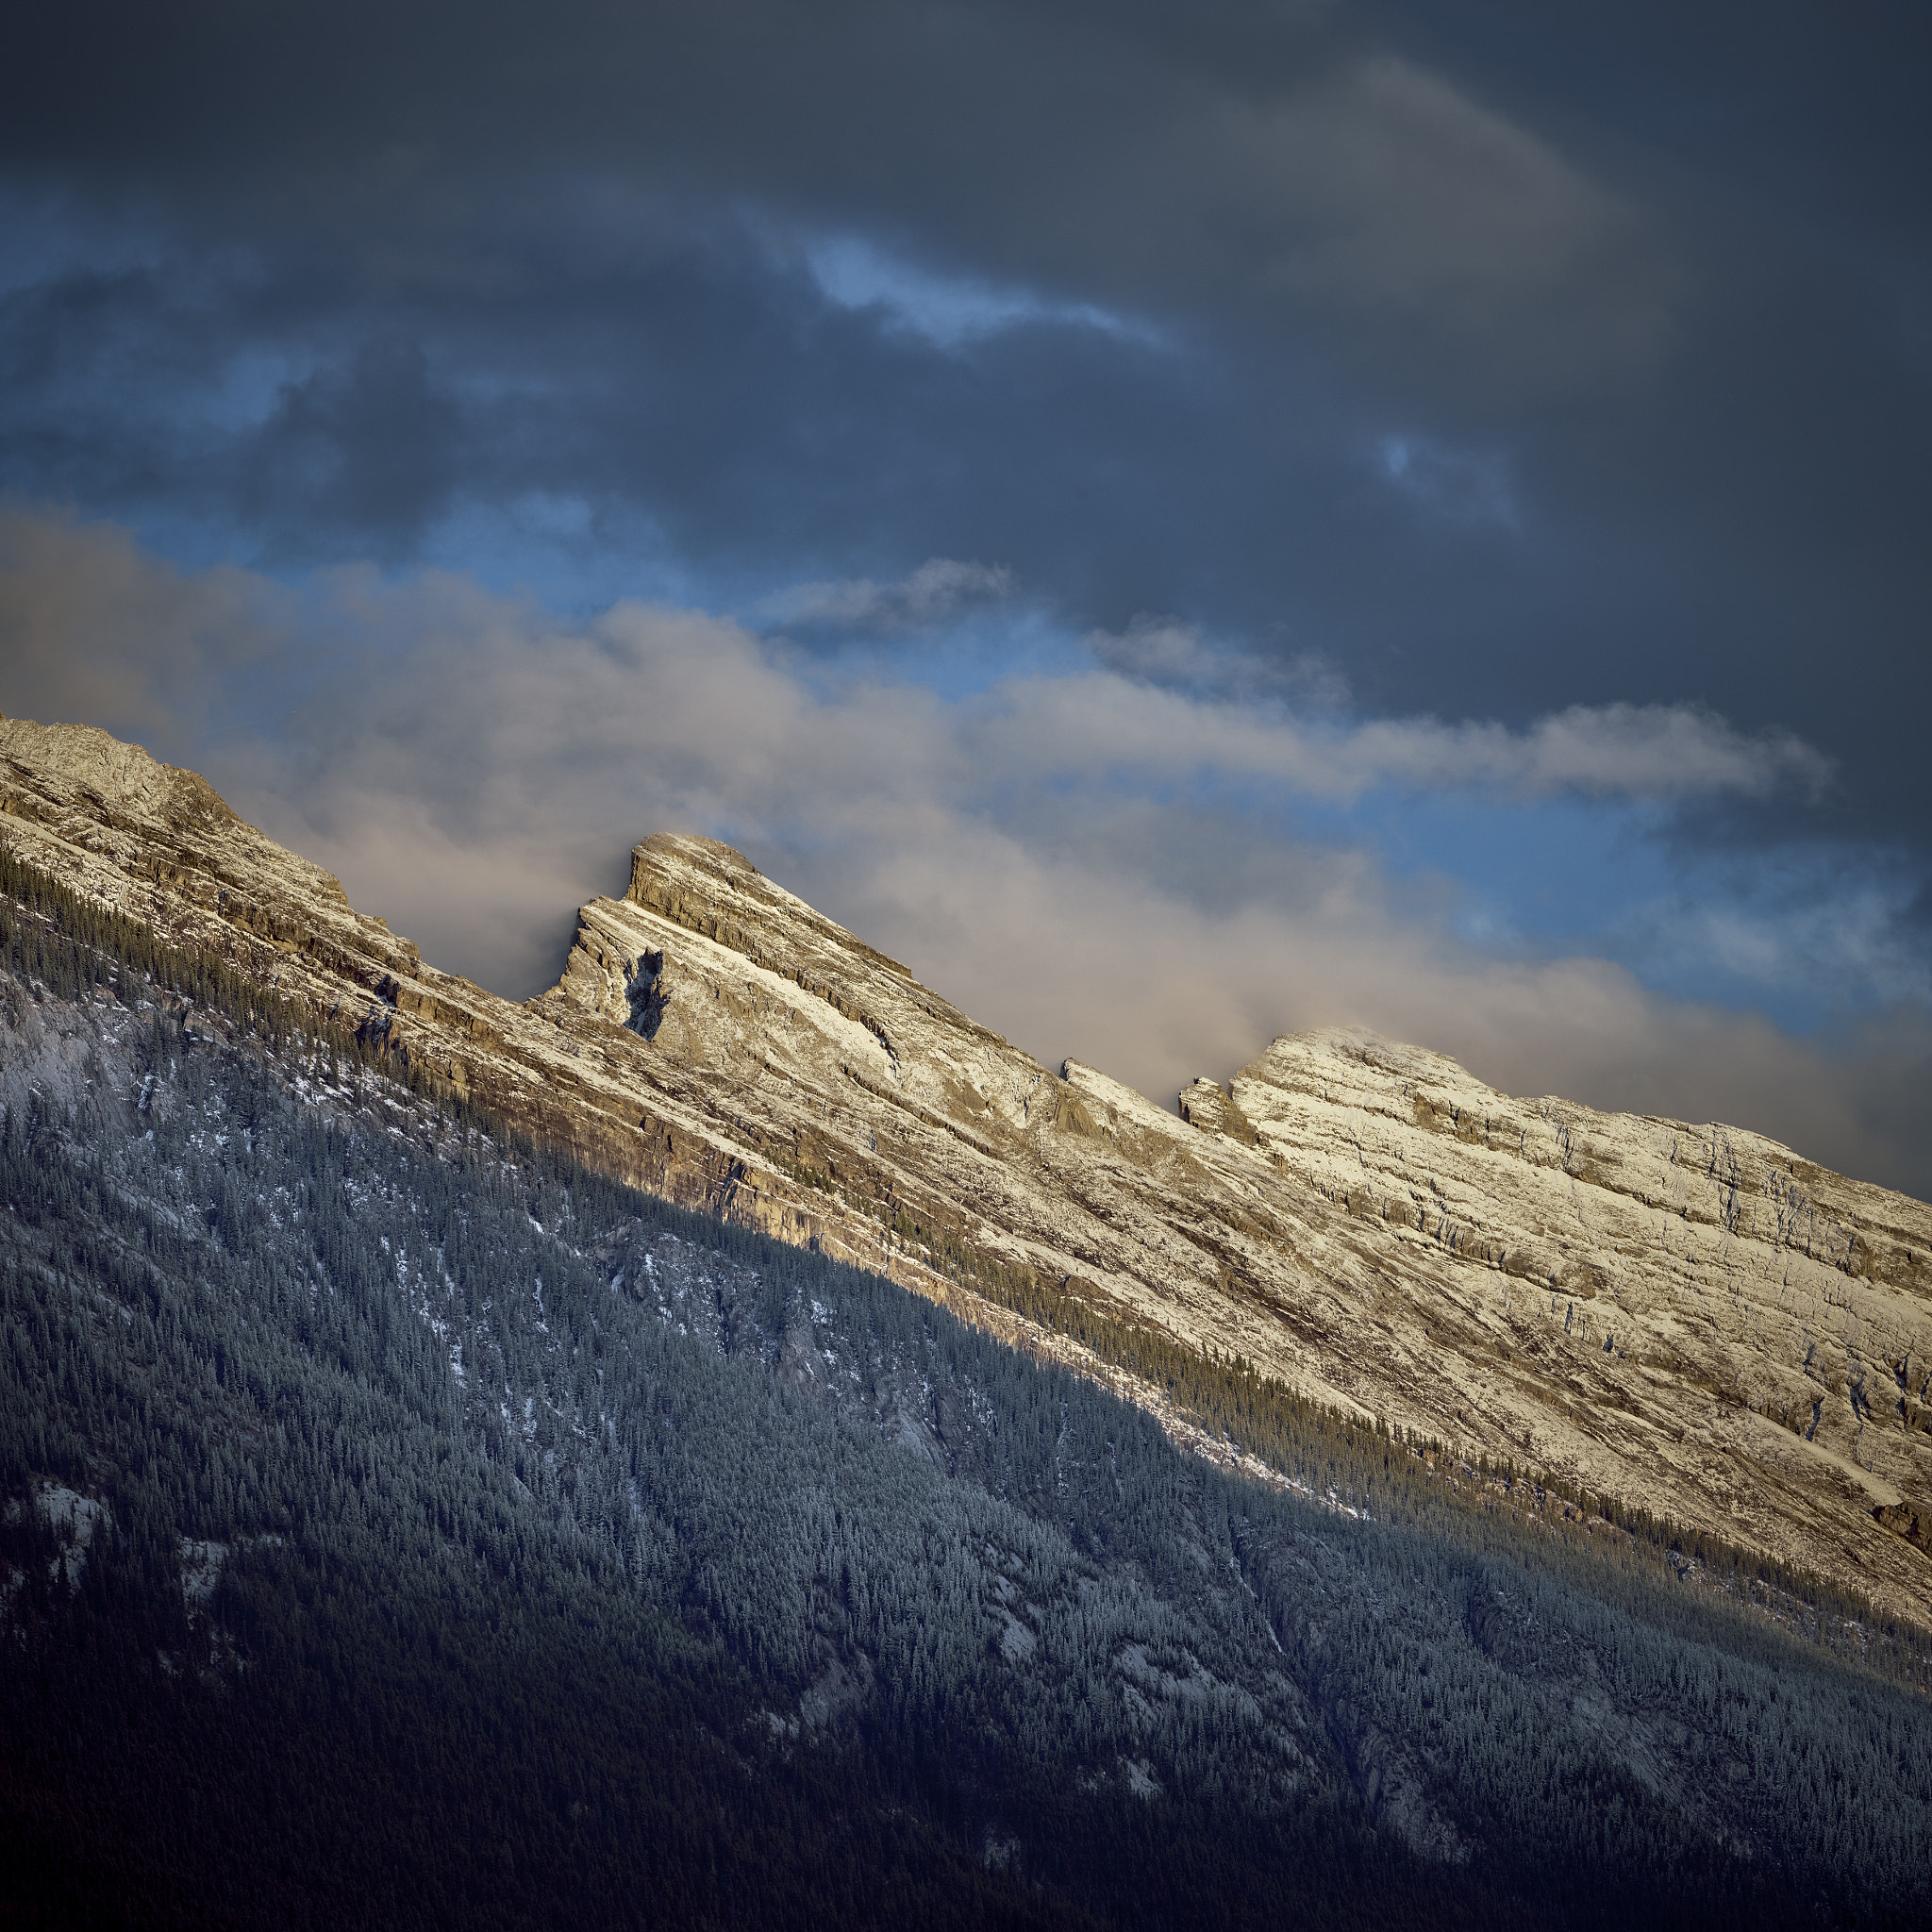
[1, 715, 239, 838]
[619, 832, 985, 1040]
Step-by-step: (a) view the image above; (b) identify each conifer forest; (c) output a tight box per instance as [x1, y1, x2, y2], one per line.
[2, 854, 1929, 1929]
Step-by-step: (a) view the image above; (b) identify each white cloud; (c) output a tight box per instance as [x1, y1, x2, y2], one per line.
[0, 510, 1917, 1194]
[0, 507, 278, 738]
[985, 675, 1832, 806]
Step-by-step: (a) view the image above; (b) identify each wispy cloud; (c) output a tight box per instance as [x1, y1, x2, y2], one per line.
[760, 557, 1014, 634]
[1001, 668, 1832, 807]
[796, 233, 1164, 350]
[1359, 701, 1833, 803]
[0, 510, 1915, 1194]
[1375, 434, 1518, 529]
[1083, 615, 1344, 701]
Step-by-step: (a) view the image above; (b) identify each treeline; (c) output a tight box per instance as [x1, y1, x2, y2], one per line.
[870, 1198, 1932, 1683]
[0, 836, 474, 1118]
[0, 839, 310, 1038]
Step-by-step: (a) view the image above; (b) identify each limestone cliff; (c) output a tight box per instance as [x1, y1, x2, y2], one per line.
[4, 714, 1928, 1623]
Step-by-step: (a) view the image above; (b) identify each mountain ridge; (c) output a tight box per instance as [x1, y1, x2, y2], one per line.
[3, 711, 1927, 1625]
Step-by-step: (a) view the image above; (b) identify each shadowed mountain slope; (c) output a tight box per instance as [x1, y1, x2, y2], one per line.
[4, 925, 1929, 1928]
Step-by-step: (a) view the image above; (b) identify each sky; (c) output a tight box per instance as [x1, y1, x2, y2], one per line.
[2, 1, 1928, 1196]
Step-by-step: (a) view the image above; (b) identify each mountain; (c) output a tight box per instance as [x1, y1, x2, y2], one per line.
[2, 711, 1930, 1928]
[4, 714, 1926, 1625]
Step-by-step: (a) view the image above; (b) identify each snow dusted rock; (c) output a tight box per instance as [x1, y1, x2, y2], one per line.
[4, 714, 1929, 1622]
[2, 1480, 109, 1594]
[1231, 1029, 1932, 1585]
[1177, 1077, 1259, 1145]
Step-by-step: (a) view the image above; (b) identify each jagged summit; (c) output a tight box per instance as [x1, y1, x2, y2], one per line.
[619, 830, 955, 1013]
[1, 713, 1927, 1619]
[0, 713, 240, 835]
[626, 830, 785, 913]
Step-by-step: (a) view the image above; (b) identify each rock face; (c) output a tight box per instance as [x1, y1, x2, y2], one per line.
[5, 714, 1930, 1623]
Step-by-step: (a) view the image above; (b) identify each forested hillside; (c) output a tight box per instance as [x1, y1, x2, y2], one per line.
[3, 866, 1930, 1928]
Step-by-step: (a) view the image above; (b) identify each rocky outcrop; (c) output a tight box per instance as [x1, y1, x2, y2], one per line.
[1875, 1502, 1931, 1553]
[1177, 1077, 1260, 1145]
[4, 714, 1928, 1624]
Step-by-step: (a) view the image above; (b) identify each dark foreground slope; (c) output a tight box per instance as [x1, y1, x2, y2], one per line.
[2, 874, 1930, 1929]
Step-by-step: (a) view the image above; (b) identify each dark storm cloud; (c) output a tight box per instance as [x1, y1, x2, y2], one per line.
[0, 195, 1356, 609]
[4, 3, 1922, 601]
[1, 1, 1674, 420]
[242, 338, 462, 558]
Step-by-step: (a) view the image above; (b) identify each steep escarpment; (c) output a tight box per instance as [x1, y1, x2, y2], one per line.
[4, 712, 1929, 1625]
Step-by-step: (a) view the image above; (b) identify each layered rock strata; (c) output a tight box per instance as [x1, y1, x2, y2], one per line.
[4, 714, 1928, 1622]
